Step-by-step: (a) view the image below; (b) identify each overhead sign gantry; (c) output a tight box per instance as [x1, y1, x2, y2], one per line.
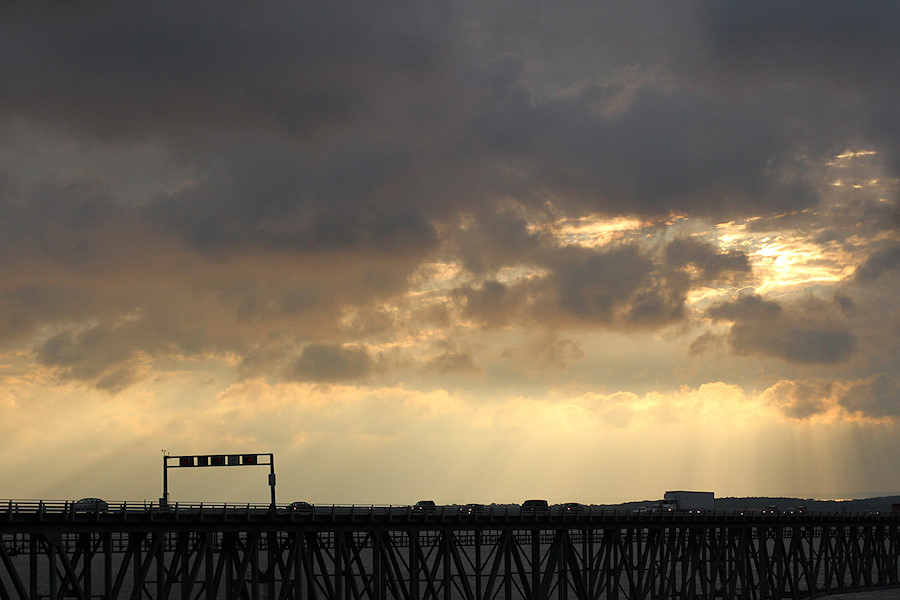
[162, 452, 276, 508]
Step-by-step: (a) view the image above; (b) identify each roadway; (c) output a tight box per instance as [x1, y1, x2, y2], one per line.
[2, 499, 898, 526]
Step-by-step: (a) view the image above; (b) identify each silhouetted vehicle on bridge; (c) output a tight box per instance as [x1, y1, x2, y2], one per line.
[72, 498, 108, 512]
[558, 502, 586, 514]
[288, 501, 313, 514]
[522, 499, 549, 513]
[460, 503, 485, 516]
[412, 500, 436, 513]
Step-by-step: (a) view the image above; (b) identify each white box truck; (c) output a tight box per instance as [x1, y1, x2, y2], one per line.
[662, 491, 714, 511]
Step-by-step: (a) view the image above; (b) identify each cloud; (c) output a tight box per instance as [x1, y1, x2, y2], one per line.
[144, 140, 441, 259]
[762, 380, 834, 420]
[837, 374, 900, 418]
[728, 319, 856, 365]
[664, 237, 751, 283]
[501, 335, 585, 376]
[0, 1, 894, 404]
[697, 2, 900, 96]
[0, 4, 455, 141]
[36, 325, 145, 392]
[453, 209, 545, 277]
[287, 344, 373, 383]
[762, 375, 900, 421]
[688, 332, 726, 357]
[693, 2, 900, 179]
[464, 80, 819, 219]
[545, 244, 656, 323]
[0, 1, 847, 257]
[424, 349, 483, 376]
[453, 236, 752, 333]
[707, 293, 782, 321]
[456, 280, 523, 328]
[708, 294, 856, 365]
[854, 241, 900, 283]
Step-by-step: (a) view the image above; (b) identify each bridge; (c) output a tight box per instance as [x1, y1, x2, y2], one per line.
[2, 500, 899, 600]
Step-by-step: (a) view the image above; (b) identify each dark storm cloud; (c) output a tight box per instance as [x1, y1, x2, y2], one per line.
[0, 2, 897, 392]
[36, 322, 161, 393]
[456, 280, 523, 329]
[0, 0, 844, 236]
[765, 380, 834, 420]
[453, 209, 546, 276]
[664, 238, 751, 283]
[543, 239, 750, 328]
[708, 294, 856, 365]
[854, 241, 900, 283]
[0, 179, 121, 263]
[838, 374, 900, 418]
[762, 375, 900, 422]
[688, 332, 725, 357]
[698, 1, 900, 94]
[707, 294, 782, 322]
[145, 140, 439, 257]
[454, 239, 751, 331]
[547, 245, 655, 323]
[0, 3, 451, 141]
[729, 320, 855, 366]
[0, 284, 102, 342]
[287, 344, 373, 383]
[464, 78, 817, 219]
[694, 1, 900, 178]
[0, 3, 452, 261]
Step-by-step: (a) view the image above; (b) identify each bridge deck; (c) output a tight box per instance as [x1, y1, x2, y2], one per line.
[3, 500, 897, 529]
[2, 501, 899, 599]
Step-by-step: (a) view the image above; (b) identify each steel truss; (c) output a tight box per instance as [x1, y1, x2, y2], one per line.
[2, 520, 899, 599]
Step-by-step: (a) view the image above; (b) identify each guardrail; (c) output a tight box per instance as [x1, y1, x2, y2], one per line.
[2, 499, 899, 522]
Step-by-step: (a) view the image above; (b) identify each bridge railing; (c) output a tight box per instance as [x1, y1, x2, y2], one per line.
[2, 499, 899, 523]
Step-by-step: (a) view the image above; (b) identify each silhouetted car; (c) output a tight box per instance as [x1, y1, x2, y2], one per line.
[412, 500, 436, 513]
[72, 498, 108, 512]
[460, 503, 484, 516]
[522, 499, 549, 513]
[289, 501, 313, 514]
[559, 502, 586, 514]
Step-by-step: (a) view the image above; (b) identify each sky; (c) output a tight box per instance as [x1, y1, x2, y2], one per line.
[2, 2, 900, 506]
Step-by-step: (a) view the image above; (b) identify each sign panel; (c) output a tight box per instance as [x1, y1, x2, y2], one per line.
[167, 453, 271, 467]
[163, 452, 276, 507]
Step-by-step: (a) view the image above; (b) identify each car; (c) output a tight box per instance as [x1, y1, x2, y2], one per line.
[522, 499, 549, 512]
[412, 500, 436, 513]
[289, 501, 313, 514]
[72, 498, 108, 512]
[460, 503, 484, 516]
[559, 502, 586, 514]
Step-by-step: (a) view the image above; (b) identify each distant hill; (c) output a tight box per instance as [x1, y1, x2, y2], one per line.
[606, 495, 900, 512]
[713, 496, 900, 512]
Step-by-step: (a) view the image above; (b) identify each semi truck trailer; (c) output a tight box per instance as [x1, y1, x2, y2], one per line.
[662, 490, 715, 511]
